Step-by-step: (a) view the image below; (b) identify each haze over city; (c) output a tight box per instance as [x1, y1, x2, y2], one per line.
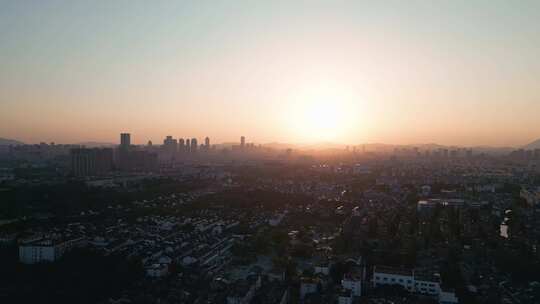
[2, 1, 540, 146]
[4, 2, 540, 304]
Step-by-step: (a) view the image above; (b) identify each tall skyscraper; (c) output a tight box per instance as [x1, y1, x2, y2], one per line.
[163, 136, 178, 154]
[179, 138, 185, 152]
[186, 138, 191, 152]
[240, 136, 245, 148]
[120, 133, 131, 147]
[117, 133, 131, 170]
[191, 138, 198, 152]
[205, 137, 210, 148]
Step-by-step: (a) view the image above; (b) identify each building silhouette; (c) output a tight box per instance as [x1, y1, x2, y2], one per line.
[191, 138, 198, 152]
[116, 133, 158, 172]
[163, 136, 178, 154]
[120, 133, 131, 147]
[179, 138, 185, 153]
[71, 148, 113, 176]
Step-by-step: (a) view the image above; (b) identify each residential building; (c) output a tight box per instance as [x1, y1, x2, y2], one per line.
[19, 237, 84, 264]
[342, 272, 362, 296]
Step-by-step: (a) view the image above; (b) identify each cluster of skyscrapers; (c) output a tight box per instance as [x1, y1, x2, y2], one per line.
[162, 135, 210, 154]
[70, 133, 252, 176]
[71, 133, 158, 176]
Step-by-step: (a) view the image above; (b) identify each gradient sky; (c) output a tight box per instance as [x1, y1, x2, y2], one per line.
[1, 0, 540, 146]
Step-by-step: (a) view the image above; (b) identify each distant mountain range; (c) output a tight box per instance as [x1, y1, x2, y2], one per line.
[0, 138, 118, 147]
[0, 138, 24, 146]
[255, 142, 522, 156]
[524, 138, 540, 150]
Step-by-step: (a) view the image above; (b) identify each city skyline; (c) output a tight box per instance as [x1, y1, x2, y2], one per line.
[2, 1, 540, 146]
[2, 132, 540, 149]
[2, 2, 540, 303]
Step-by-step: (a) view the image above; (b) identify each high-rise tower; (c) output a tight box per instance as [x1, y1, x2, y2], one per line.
[179, 138, 185, 152]
[191, 138, 198, 152]
[120, 133, 131, 147]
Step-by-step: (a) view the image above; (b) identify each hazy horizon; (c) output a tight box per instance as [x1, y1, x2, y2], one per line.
[2, 1, 540, 146]
[1, 135, 536, 149]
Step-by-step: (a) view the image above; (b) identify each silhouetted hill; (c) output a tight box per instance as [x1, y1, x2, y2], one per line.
[524, 138, 540, 150]
[0, 138, 24, 146]
[262, 142, 298, 150]
[259, 142, 516, 154]
[75, 141, 115, 147]
[470, 146, 515, 155]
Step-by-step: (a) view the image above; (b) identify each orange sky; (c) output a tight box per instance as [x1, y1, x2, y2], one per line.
[1, 1, 540, 147]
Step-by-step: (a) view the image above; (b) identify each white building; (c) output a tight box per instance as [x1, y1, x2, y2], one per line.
[342, 272, 362, 296]
[373, 266, 444, 296]
[414, 271, 442, 296]
[439, 290, 459, 304]
[373, 266, 415, 292]
[373, 266, 458, 303]
[19, 237, 84, 264]
[417, 199, 465, 212]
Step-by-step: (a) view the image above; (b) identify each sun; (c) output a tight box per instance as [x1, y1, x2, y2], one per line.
[287, 86, 359, 143]
[303, 100, 344, 140]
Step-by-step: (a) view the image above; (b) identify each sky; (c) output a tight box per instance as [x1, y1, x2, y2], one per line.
[1, 0, 540, 147]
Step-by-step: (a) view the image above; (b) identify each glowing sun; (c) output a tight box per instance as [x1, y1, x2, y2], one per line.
[288, 86, 360, 142]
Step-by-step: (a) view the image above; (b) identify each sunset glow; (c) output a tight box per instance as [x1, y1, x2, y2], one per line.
[2, 3, 540, 301]
[1, 1, 540, 146]
[287, 85, 361, 142]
